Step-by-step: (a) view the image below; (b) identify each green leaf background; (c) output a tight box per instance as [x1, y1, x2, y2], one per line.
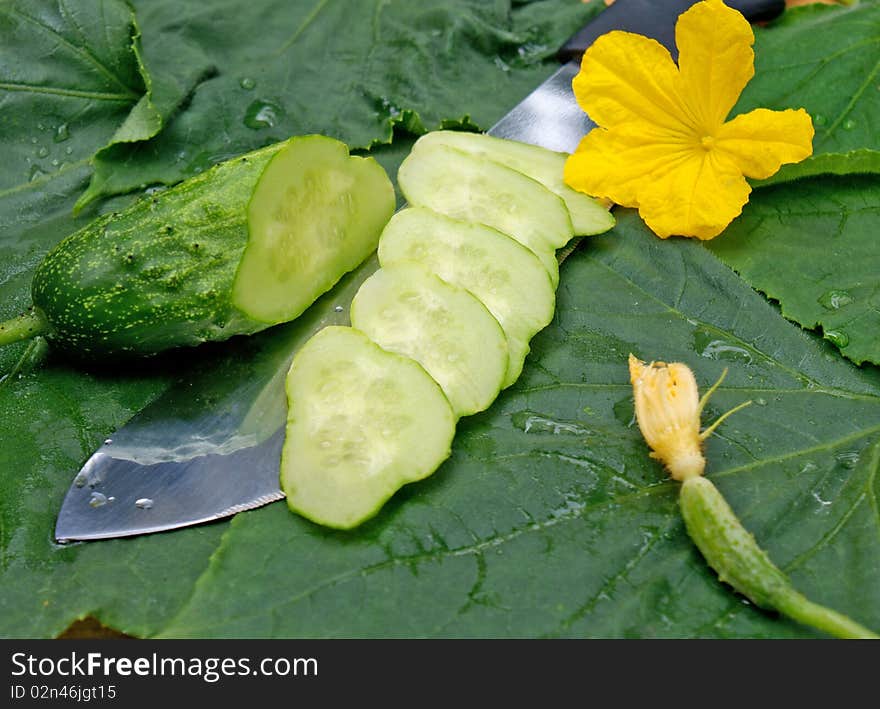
[1, 0, 878, 638]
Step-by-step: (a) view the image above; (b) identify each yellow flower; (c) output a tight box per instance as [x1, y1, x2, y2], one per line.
[564, 0, 814, 240]
[628, 354, 750, 480]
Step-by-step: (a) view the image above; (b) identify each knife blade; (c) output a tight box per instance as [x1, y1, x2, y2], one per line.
[55, 0, 784, 543]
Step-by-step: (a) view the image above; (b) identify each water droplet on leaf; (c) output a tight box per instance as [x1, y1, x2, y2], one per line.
[135, 498, 154, 510]
[36, 146, 49, 158]
[244, 100, 284, 129]
[813, 114, 826, 126]
[818, 289, 854, 310]
[843, 119, 856, 130]
[825, 329, 849, 348]
[54, 123, 70, 142]
[240, 77, 256, 90]
[693, 326, 753, 364]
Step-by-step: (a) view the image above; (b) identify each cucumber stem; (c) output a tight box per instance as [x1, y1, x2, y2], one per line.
[0, 308, 50, 347]
[680, 476, 878, 640]
[776, 591, 879, 641]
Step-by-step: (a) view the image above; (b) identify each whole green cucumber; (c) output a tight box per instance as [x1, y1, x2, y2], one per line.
[0, 135, 395, 358]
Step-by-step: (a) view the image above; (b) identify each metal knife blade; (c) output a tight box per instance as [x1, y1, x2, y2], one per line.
[55, 0, 783, 542]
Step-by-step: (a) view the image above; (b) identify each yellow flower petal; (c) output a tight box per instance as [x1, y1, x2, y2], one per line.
[564, 125, 694, 207]
[573, 31, 694, 135]
[675, 0, 755, 132]
[637, 149, 751, 240]
[715, 108, 815, 179]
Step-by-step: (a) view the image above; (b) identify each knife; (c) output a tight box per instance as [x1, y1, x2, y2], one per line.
[55, 0, 784, 543]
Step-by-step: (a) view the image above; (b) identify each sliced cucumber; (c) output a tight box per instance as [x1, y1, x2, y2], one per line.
[351, 263, 508, 418]
[232, 135, 395, 324]
[415, 131, 615, 236]
[378, 207, 555, 388]
[281, 326, 456, 530]
[397, 142, 570, 286]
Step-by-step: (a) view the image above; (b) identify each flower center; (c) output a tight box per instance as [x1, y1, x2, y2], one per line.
[700, 135, 716, 150]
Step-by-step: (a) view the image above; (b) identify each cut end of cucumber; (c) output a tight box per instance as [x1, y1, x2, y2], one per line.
[415, 131, 615, 236]
[281, 326, 456, 530]
[351, 263, 508, 417]
[232, 135, 395, 324]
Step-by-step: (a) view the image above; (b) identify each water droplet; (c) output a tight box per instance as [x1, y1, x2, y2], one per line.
[51, 159, 59, 166]
[817, 289, 854, 310]
[843, 119, 856, 130]
[144, 185, 167, 196]
[693, 327, 753, 364]
[319, 440, 332, 448]
[89, 492, 109, 508]
[28, 165, 46, 182]
[36, 146, 49, 158]
[334, 305, 344, 313]
[104, 438, 113, 445]
[835, 451, 859, 469]
[754, 397, 767, 407]
[64, 146, 73, 155]
[244, 100, 283, 129]
[54, 123, 70, 143]
[74, 471, 88, 488]
[813, 114, 826, 126]
[135, 498, 154, 510]
[240, 77, 256, 90]
[825, 329, 849, 348]
[511, 411, 591, 436]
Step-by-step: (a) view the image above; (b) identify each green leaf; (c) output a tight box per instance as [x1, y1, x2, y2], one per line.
[2, 0, 879, 640]
[708, 175, 880, 366]
[78, 0, 604, 203]
[157, 214, 878, 639]
[739, 1, 880, 186]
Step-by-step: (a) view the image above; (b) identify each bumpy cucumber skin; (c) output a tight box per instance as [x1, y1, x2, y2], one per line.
[31, 144, 283, 357]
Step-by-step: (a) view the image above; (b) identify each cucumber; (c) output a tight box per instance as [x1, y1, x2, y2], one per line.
[397, 142, 570, 286]
[233, 135, 395, 324]
[281, 326, 456, 529]
[1, 135, 394, 357]
[414, 131, 615, 236]
[350, 262, 508, 417]
[377, 207, 555, 388]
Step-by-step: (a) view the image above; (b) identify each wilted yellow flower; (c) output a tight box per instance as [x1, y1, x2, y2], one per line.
[628, 354, 750, 480]
[565, 0, 814, 240]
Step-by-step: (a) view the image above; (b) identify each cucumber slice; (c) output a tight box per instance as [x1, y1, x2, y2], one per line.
[281, 326, 455, 529]
[415, 131, 615, 236]
[397, 143, 569, 286]
[378, 207, 555, 388]
[232, 135, 395, 324]
[351, 263, 508, 418]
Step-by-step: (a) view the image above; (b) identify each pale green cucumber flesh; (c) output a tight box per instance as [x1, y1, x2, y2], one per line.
[350, 262, 508, 418]
[377, 207, 555, 388]
[281, 326, 456, 530]
[415, 131, 615, 236]
[397, 143, 569, 286]
[233, 135, 395, 324]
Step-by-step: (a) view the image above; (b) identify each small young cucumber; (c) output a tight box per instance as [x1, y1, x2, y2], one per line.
[414, 131, 615, 236]
[398, 142, 571, 286]
[281, 326, 456, 530]
[350, 262, 509, 418]
[2, 135, 394, 357]
[378, 207, 555, 388]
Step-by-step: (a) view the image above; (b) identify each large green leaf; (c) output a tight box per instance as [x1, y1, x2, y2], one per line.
[709, 175, 880, 366]
[77, 0, 604, 205]
[159, 213, 880, 638]
[740, 1, 880, 186]
[2, 0, 879, 640]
